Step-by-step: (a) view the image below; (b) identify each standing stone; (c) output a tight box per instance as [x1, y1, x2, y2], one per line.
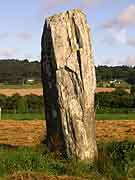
[41, 9, 97, 161]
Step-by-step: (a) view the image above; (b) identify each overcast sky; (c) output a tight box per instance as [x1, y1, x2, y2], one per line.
[0, 0, 135, 65]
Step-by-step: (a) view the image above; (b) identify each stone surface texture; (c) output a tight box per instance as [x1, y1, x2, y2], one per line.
[41, 9, 97, 160]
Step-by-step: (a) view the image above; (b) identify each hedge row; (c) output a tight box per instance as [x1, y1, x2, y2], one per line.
[0, 94, 44, 113]
[96, 88, 135, 112]
[0, 88, 134, 113]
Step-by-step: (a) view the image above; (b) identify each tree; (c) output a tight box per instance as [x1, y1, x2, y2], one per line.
[0, 59, 41, 84]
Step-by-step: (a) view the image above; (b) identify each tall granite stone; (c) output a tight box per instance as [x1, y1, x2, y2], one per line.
[41, 9, 97, 160]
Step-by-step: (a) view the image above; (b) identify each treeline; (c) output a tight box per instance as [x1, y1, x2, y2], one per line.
[96, 87, 135, 113]
[0, 59, 41, 84]
[0, 94, 44, 113]
[96, 65, 135, 85]
[0, 88, 135, 113]
[0, 59, 135, 85]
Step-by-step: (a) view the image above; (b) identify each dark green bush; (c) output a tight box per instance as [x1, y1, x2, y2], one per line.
[96, 88, 135, 113]
[96, 140, 135, 179]
[0, 94, 44, 113]
[26, 94, 44, 113]
[0, 87, 135, 114]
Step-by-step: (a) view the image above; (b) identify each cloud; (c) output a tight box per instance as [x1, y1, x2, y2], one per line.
[16, 32, 32, 40]
[23, 54, 40, 61]
[127, 38, 135, 47]
[111, 29, 127, 44]
[103, 28, 135, 47]
[103, 56, 135, 66]
[126, 56, 135, 66]
[118, 56, 135, 66]
[102, 58, 116, 66]
[0, 32, 32, 41]
[0, 48, 17, 58]
[118, 5, 135, 26]
[102, 4, 135, 29]
[103, 28, 127, 46]
[0, 33, 8, 39]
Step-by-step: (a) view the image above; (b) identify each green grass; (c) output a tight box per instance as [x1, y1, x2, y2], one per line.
[0, 83, 42, 89]
[0, 141, 135, 179]
[96, 113, 135, 120]
[2, 113, 44, 120]
[1, 112, 135, 121]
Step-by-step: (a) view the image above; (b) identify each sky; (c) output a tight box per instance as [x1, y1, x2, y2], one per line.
[0, 0, 135, 66]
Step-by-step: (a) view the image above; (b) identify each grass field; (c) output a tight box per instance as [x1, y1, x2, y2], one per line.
[0, 141, 135, 180]
[1, 112, 135, 120]
[2, 113, 44, 120]
[0, 144, 95, 179]
[0, 119, 135, 145]
[96, 113, 135, 120]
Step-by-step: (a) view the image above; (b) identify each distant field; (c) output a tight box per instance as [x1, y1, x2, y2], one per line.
[0, 83, 42, 89]
[96, 113, 135, 120]
[1, 112, 135, 121]
[0, 88, 43, 96]
[0, 120, 135, 146]
[0, 87, 130, 96]
[2, 113, 44, 120]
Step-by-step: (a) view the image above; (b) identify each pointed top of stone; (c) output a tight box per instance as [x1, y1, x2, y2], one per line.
[46, 8, 86, 22]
